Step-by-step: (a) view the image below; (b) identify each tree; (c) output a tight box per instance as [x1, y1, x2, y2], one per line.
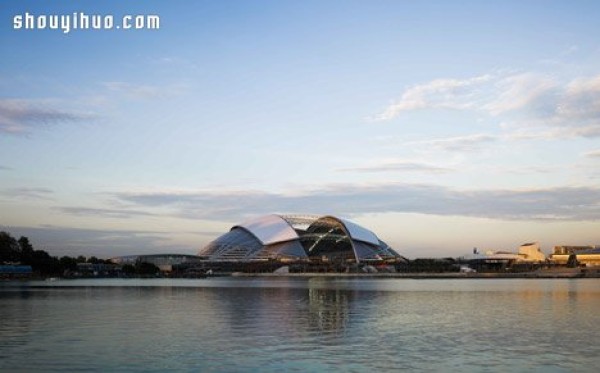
[88, 256, 101, 264]
[18, 236, 34, 264]
[0, 231, 20, 263]
[121, 264, 136, 275]
[29, 249, 60, 276]
[59, 256, 78, 272]
[135, 262, 159, 276]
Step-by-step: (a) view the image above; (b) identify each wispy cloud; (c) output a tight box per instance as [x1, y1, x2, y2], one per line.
[112, 183, 600, 222]
[0, 165, 12, 171]
[56, 207, 157, 219]
[505, 124, 600, 140]
[371, 75, 492, 121]
[585, 149, 600, 158]
[103, 81, 186, 100]
[152, 56, 199, 70]
[408, 134, 497, 152]
[337, 160, 451, 173]
[0, 99, 94, 134]
[0, 225, 185, 257]
[2, 187, 54, 200]
[483, 73, 557, 115]
[372, 72, 600, 138]
[501, 166, 555, 175]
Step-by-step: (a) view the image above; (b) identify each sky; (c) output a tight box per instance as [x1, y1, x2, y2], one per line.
[1, 0, 599, 259]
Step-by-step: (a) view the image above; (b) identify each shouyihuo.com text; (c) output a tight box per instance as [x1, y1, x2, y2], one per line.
[13, 12, 160, 34]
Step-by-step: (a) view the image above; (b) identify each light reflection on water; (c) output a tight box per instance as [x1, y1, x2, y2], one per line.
[1, 278, 600, 372]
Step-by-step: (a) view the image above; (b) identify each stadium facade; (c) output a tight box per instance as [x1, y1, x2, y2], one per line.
[198, 214, 405, 263]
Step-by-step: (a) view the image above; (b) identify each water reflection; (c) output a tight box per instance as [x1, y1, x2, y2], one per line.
[0, 290, 36, 356]
[1, 279, 600, 372]
[308, 288, 350, 333]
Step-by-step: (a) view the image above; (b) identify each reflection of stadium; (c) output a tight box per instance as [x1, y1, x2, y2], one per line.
[308, 287, 350, 332]
[199, 214, 405, 263]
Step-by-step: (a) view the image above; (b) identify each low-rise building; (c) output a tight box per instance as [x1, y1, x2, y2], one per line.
[549, 245, 600, 266]
[0, 265, 33, 279]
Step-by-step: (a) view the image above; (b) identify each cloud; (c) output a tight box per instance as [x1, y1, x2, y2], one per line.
[408, 134, 497, 152]
[0, 165, 11, 171]
[371, 74, 492, 121]
[484, 73, 557, 115]
[585, 150, 600, 158]
[557, 74, 600, 122]
[501, 166, 555, 175]
[337, 160, 451, 173]
[103, 81, 186, 100]
[56, 207, 157, 219]
[372, 72, 600, 138]
[1, 187, 54, 200]
[152, 56, 199, 70]
[0, 99, 93, 134]
[372, 72, 555, 121]
[112, 183, 600, 222]
[0, 225, 187, 257]
[505, 124, 600, 140]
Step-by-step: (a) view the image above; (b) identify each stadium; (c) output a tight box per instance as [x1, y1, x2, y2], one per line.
[198, 214, 406, 264]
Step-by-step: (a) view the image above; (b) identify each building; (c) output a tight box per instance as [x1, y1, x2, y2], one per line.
[199, 214, 405, 263]
[0, 265, 32, 279]
[461, 242, 546, 268]
[109, 254, 203, 272]
[549, 245, 600, 266]
[517, 242, 546, 261]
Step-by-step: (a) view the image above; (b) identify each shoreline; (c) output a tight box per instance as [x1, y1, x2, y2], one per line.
[4, 268, 599, 282]
[232, 268, 600, 279]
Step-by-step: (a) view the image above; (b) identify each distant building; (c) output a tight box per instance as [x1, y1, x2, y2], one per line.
[109, 254, 203, 272]
[549, 245, 600, 266]
[518, 242, 546, 261]
[461, 242, 546, 266]
[0, 265, 32, 279]
[75, 263, 119, 277]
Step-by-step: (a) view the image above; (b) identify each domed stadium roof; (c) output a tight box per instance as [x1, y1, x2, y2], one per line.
[199, 214, 405, 263]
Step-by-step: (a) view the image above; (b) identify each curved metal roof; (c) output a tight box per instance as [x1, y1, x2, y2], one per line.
[338, 218, 380, 246]
[202, 213, 403, 262]
[234, 214, 299, 245]
[234, 214, 381, 246]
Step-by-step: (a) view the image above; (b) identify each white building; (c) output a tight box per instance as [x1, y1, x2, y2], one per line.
[461, 242, 546, 263]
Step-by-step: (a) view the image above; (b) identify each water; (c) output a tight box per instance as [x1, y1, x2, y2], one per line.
[1, 278, 600, 372]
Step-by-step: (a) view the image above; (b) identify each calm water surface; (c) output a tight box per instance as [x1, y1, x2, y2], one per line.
[1, 278, 599, 372]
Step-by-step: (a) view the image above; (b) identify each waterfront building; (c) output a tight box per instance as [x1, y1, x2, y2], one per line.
[549, 245, 600, 266]
[517, 242, 546, 261]
[461, 241, 546, 267]
[198, 214, 405, 263]
[109, 254, 203, 272]
[0, 265, 32, 279]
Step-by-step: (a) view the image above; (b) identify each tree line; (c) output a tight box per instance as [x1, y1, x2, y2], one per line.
[0, 231, 112, 276]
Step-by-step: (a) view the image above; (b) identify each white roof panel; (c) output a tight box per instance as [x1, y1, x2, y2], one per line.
[236, 214, 299, 245]
[340, 218, 380, 245]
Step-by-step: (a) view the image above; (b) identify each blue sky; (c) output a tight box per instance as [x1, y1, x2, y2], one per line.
[1, 0, 599, 258]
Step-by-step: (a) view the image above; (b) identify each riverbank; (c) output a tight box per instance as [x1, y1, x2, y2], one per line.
[232, 267, 600, 279]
